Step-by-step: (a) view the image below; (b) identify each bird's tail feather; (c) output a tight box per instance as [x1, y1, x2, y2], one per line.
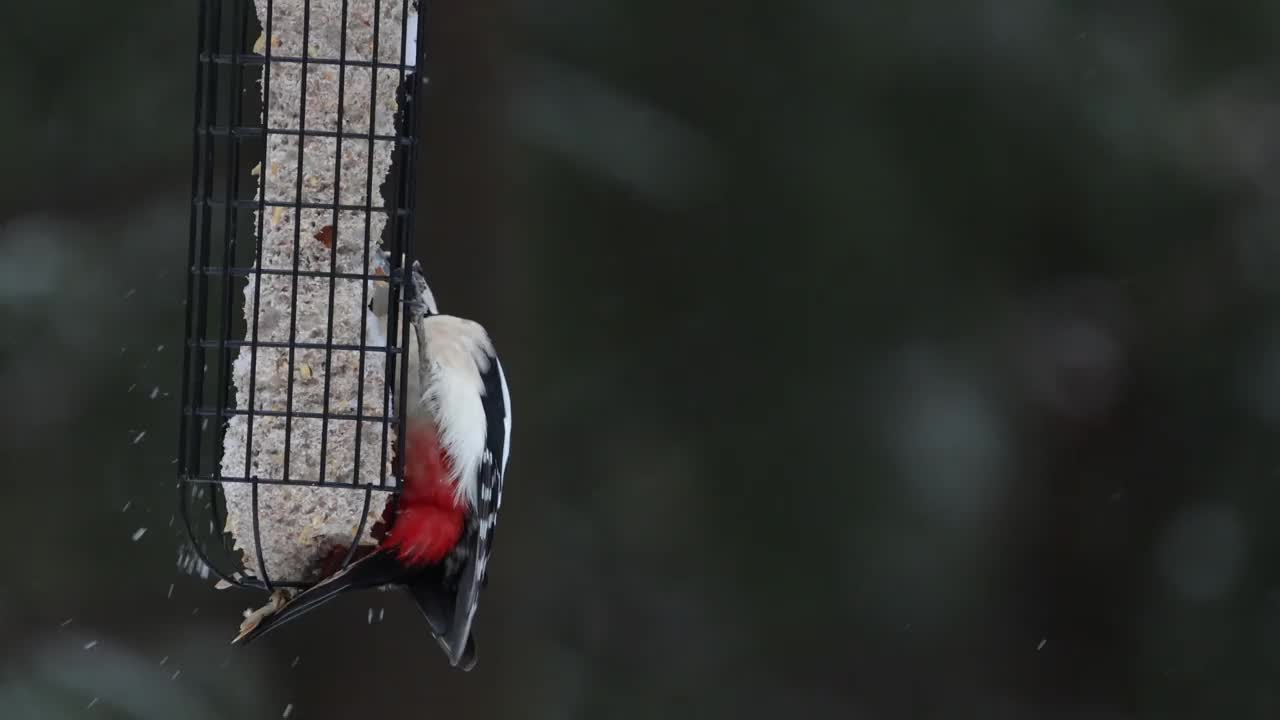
[404, 575, 478, 671]
[443, 554, 481, 669]
[232, 551, 403, 645]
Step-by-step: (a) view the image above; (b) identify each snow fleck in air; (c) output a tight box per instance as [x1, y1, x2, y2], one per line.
[132, 430, 147, 445]
[131, 528, 148, 542]
[368, 608, 373, 624]
[282, 703, 294, 718]
[157, 344, 165, 352]
[201, 418, 209, 431]
[192, 607, 200, 616]
[378, 608, 385, 622]
[150, 386, 160, 399]
[177, 543, 214, 580]
[167, 583, 175, 599]
[86, 697, 99, 710]
[291, 656, 301, 668]
[171, 669, 181, 680]
[83, 641, 98, 650]
[121, 501, 132, 512]
[60, 618, 73, 627]
[159, 656, 169, 665]
[123, 288, 136, 299]
[1036, 637, 1047, 651]
[127, 383, 137, 393]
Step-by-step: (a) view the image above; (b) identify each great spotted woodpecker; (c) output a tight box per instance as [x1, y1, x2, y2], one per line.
[234, 259, 511, 671]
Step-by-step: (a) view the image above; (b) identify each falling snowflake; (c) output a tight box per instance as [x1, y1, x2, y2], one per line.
[177, 544, 213, 580]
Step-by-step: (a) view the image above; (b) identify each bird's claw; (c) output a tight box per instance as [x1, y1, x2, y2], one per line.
[231, 589, 292, 644]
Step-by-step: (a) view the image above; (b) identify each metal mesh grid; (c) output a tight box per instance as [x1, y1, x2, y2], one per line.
[178, 0, 426, 591]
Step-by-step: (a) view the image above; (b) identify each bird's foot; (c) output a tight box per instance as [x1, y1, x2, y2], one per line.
[231, 589, 292, 644]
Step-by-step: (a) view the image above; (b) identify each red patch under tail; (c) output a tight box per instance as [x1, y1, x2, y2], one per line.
[380, 422, 466, 566]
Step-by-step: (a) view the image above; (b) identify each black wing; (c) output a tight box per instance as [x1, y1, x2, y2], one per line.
[440, 353, 510, 668]
[404, 568, 478, 671]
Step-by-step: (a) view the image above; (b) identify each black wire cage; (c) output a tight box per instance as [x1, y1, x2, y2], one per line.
[178, 0, 428, 592]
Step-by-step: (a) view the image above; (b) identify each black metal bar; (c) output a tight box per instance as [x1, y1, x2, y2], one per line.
[198, 124, 409, 144]
[202, 51, 414, 72]
[195, 266, 395, 282]
[222, 577, 335, 591]
[192, 407, 399, 423]
[191, 338, 406, 353]
[190, 0, 225, 481]
[382, 253, 405, 491]
[250, 477, 273, 589]
[379, 0, 412, 492]
[180, 0, 212, 486]
[189, 475, 401, 491]
[196, 197, 406, 214]
[213, 0, 249, 485]
[337, 486, 376, 572]
[317, 0, 352, 487]
[209, 464, 229, 552]
[352, 0, 383, 488]
[279, 0, 315, 490]
[179, 481, 246, 588]
[242, 0, 276, 589]
[178, 0, 215, 579]
[390, 0, 429, 491]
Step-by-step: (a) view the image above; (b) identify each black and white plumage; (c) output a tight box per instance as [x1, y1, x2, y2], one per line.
[233, 260, 511, 671]
[404, 260, 512, 665]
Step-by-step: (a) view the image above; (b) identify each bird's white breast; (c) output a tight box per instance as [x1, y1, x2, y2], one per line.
[409, 315, 495, 508]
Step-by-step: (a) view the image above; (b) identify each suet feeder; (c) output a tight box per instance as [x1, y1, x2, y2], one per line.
[177, 0, 427, 596]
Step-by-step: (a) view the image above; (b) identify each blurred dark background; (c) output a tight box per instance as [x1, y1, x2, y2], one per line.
[4, 1, 1280, 718]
